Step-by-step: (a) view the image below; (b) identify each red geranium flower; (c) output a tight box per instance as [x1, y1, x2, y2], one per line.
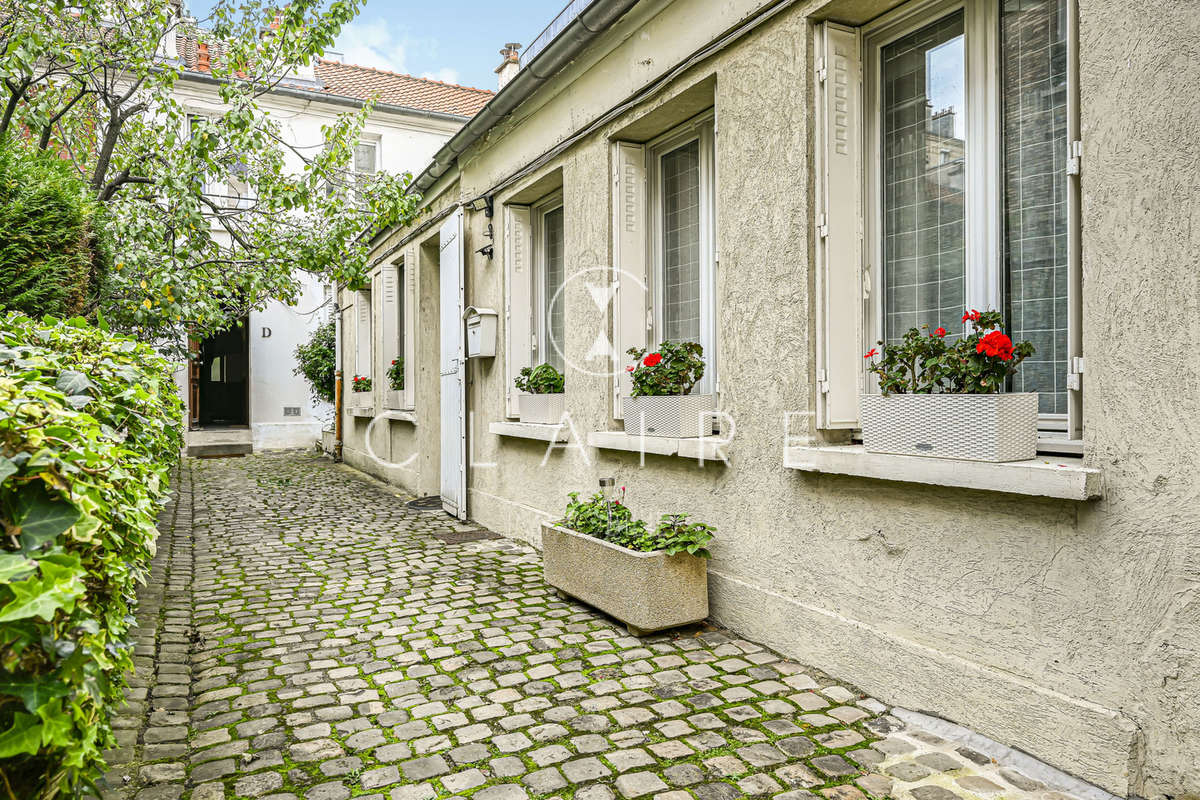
[626, 365, 635, 372]
[933, 327, 947, 338]
[864, 348, 878, 359]
[643, 353, 663, 367]
[976, 330, 1014, 361]
[962, 309, 981, 323]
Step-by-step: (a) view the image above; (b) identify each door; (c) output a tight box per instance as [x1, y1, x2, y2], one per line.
[196, 322, 249, 427]
[439, 208, 467, 519]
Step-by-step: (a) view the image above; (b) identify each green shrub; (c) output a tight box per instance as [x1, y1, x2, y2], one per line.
[514, 363, 564, 394]
[387, 357, 404, 391]
[0, 146, 107, 319]
[293, 319, 336, 403]
[0, 313, 183, 798]
[625, 341, 705, 396]
[561, 490, 715, 557]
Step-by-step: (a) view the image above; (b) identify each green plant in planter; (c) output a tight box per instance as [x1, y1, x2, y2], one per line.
[560, 490, 714, 557]
[351, 375, 371, 393]
[387, 357, 404, 391]
[515, 363, 564, 394]
[865, 310, 1035, 395]
[626, 341, 704, 396]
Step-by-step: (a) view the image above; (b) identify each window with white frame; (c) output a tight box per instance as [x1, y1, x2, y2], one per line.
[354, 286, 372, 381]
[815, 0, 1081, 442]
[612, 112, 717, 417]
[533, 193, 566, 374]
[377, 254, 416, 409]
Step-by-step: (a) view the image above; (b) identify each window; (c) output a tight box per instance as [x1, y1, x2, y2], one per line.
[532, 194, 566, 374]
[815, 0, 1080, 440]
[611, 112, 717, 417]
[353, 141, 378, 201]
[354, 287, 372, 381]
[188, 114, 253, 208]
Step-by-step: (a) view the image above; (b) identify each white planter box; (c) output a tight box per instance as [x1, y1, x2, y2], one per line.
[385, 390, 404, 409]
[519, 393, 565, 425]
[541, 522, 708, 636]
[860, 393, 1038, 462]
[622, 394, 717, 438]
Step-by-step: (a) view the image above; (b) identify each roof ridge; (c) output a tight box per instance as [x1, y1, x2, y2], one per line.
[316, 58, 494, 96]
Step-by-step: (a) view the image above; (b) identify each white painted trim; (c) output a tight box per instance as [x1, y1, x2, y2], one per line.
[783, 444, 1101, 500]
[587, 430, 726, 462]
[489, 421, 569, 443]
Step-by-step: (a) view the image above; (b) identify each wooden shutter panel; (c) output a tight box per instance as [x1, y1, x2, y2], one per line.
[612, 142, 649, 420]
[403, 246, 417, 409]
[380, 265, 399, 366]
[815, 23, 865, 430]
[504, 205, 533, 417]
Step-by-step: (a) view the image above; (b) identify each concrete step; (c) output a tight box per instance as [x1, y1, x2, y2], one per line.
[187, 443, 253, 458]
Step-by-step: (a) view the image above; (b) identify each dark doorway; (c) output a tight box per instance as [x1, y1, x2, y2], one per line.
[195, 322, 249, 427]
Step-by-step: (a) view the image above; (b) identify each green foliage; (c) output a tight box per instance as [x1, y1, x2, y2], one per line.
[293, 320, 336, 403]
[0, 146, 106, 319]
[626, 341, 705, 397]
[387, 357, 404, 392]
[560, 490, 715, 558]
[866, 310, 1035, 395]
[351, 375, 371, 393]
[0, 0, 421, 353]
[514, 363, 563, 395]
[0, 313, 183, 798]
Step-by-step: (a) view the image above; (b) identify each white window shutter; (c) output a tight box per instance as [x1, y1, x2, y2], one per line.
[504, 205, 533, 417]
[815, 22, 864, 430]
[356, 289, 372, 378]
[380, 265, 400, 367]
[612, 142, 649, 420]
[403, 246, 417, 409]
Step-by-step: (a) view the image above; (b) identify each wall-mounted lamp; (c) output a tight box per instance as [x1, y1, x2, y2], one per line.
[465, 194, 494, 217]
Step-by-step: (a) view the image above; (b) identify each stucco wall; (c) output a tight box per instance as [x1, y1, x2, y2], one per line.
[338, 0, 1200, 795]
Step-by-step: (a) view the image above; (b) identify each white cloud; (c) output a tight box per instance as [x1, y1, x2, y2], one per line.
[420, 67, 460, 85]
[332, 18, 409, 73]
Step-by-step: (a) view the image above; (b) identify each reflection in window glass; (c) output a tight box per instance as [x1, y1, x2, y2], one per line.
[881, 11, 966, 344]
[661, 139, 702, 344]
[542, 206, 566, 373]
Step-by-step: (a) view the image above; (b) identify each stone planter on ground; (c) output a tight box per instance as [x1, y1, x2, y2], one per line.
[519, 393, 566, 425]
[541, 521, 708, 636]
[622, 394, 717, 438]
[860, 392, 1038, 462]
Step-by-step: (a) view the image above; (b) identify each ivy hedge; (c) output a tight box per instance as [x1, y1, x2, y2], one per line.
[0, 313, 183, 798]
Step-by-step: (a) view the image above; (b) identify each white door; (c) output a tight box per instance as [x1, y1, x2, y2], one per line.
[439, 208, 467, 519]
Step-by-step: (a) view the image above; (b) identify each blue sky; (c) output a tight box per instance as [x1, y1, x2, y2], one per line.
[189, 1, 569, 91]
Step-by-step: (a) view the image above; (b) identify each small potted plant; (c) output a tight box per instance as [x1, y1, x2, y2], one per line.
[515, 363, 565, 424]
[386, 357, 404, 408]
[623, 341, 715, 438]
[862, 309, 1037, 462]
[541, 487, 714, 636]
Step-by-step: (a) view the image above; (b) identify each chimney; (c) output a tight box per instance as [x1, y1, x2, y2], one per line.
[197, 40, 210, 72]
[495, 42, 521, 90]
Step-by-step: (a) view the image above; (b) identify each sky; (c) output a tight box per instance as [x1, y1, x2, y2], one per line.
[187, 0, 570, 91]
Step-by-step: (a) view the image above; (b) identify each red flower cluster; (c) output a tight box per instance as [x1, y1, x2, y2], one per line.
[962, 309, 981, 323]
[864, 348, 878, 359]
[643, 352, 663, 367]
[976, 330, 1014, 361]
[933, 327, 947, 338]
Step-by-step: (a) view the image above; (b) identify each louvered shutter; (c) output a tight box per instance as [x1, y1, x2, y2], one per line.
[403, 246, 417, 409]
[612, 142, 649, 420]
[815, 23, 865, 430]
[504, 205, 534, 418]
[356, 289, 372, 378]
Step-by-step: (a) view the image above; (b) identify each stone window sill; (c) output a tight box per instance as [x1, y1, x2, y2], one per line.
[587, 431, 728, 462]
[490, 421, 569, 443]
[347, 406, 374, 418]
[783, 445, 1101, 500]
[383, 410, 417, 424]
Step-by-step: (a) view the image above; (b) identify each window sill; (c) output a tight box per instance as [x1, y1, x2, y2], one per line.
[490, 421, 569, 443]
[587, 431, 727, 462]
[382, 409, 417, 424]
[784, 445, 1101, 500]
[347, 405, 374, 418]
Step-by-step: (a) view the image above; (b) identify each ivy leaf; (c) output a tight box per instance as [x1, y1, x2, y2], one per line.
[0, 712, 43, 758]
[0, 456, 16, 485]
[55, 369, 93, 396]
[0, 557, 85, 622]
[12, 482, 82, 552]
[0, 553, 36, 583]
[0, 679, 68, 712]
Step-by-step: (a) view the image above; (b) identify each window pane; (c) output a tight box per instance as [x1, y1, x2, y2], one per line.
[354, 143, 377, 174]
[1002, 0, 1068, 415]
[661, 139, 701, 344]
[881, 11, 966, 344]
[542, 206, 566, 373]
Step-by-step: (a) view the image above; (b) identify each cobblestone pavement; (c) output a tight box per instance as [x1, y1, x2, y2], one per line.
[107, 452, 1097, 800]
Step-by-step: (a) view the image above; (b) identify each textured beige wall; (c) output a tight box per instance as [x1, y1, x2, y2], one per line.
[339, 0, 1200, 795]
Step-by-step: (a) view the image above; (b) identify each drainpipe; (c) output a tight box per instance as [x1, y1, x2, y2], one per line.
[333, 292, 344, 462]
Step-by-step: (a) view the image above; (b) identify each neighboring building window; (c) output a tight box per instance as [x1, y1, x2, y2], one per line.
[353, 140, 378, 200]
[532, 194, 566, 373]
[648, 115, 717, 393]
[815, 0, 1079, 438]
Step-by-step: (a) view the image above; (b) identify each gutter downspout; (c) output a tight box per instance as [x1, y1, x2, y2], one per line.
[333, 293, 344, 462]
[409, 0, 642, 195]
